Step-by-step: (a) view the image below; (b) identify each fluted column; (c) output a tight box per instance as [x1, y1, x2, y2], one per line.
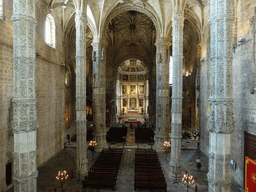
[154, 37, 170, 152]
[169, 10, 185, 179]
[92, 40, 108, 152]
[207, 0, 234, 191]
[11, 0, 38, 191]
[75, 12, 88, 179]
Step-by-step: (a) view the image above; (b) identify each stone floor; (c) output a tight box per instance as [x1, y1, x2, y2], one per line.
[31, 147, 242, 192]
[6, 126, 244, 192]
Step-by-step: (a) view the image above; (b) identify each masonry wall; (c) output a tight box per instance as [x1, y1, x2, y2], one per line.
[199, 3, 210, 156]
[230, 0, 256, 186]
[199, 0, 256, 187]
[199, 57, 210, 155]
[0, 0, 13, 190]
[35, 1, 65, 166]
[0, 1, 65, 191]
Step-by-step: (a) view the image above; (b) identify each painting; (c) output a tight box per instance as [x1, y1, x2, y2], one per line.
[123, 99, 127, 107]
[139, 99, 143, 107]
[130, 75, 136, 81]
[138, 75, 144, 81]
[130, 85, 136, 94]
[123, 75, 128, 81]
[139, 85, 144, 94]
[122, 85, 127, 94]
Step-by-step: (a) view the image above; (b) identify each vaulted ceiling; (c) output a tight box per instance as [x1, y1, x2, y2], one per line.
[44, 0, 204, 70]
[41, 0, 204, 38]
[106, 10, 156, 65]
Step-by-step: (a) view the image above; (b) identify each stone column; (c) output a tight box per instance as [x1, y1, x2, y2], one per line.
[75, 12, 88, 179]
[11, 0, 38, 191]
[154, 37, 170, 152]
[111, 100, 117, 125]
[169, 10, 185, 179]
[207, 0, 234, 191]
[92, 40, 108, 152]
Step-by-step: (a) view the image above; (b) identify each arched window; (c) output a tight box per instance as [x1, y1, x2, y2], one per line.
[45, 14, 55, 48]
[169, 56, 173, 85]
[0, 0, 3, 19]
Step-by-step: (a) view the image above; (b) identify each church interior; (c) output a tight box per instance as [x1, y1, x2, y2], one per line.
[0, 0, 256, 191]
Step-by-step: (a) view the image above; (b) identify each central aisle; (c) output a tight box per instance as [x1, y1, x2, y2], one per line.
[125, 127, 136, 145]
[116, 149, 135, 191]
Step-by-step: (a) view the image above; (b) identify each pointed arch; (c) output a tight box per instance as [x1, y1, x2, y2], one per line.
[87, 4, 97, 36]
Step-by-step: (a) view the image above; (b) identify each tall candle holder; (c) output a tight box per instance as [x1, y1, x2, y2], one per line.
[163, 141, 171, 162]
[56, 170, 69, 192]
[182, 171, 194, 192]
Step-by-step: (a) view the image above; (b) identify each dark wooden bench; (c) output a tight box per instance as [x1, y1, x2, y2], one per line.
[83, 149, 123, 190]
[134, 149, 167, 192]
[135, 181, 167, 191]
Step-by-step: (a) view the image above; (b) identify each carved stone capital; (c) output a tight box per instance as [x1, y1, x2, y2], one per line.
[172, 12, 184, 25]
[155, 37, 171, 47]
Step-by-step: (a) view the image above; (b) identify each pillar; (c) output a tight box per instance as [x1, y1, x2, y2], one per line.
[75, 11, 88, 179]
[111, 100, 117, 125]
[92, 40, 108, 152]
[169, 8, 185, 179]
[207, 0, 234, 191]
[11, 0, 38, 191]
[154, 37, 170, 152]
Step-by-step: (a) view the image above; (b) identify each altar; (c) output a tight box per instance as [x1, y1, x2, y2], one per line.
[127, 110, 139, 114]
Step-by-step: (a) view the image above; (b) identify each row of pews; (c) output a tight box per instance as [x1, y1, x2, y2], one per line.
[135, 127, 155, 143]
[134, 149, 167, 191]
[83, 149, 123, 190]
[106, 126, 128, 142]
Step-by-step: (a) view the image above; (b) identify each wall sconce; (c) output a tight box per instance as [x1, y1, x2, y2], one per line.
[185, 72, 191, 77]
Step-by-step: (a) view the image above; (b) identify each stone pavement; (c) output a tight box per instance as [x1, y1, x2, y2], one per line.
[6, 147, 243, 192]
[6, 124, 244, 192]
[45, 148, 244, 192]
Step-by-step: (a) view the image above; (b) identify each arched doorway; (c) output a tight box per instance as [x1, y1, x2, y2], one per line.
[116, 59, 149, 123]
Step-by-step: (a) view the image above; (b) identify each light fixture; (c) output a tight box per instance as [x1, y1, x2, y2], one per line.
[56, 170, 69, 192]
[182, 171, 195, 192]
[163, 141, 171, 161]
[89, 140, 97, 147]
[185, 72, 191, 77]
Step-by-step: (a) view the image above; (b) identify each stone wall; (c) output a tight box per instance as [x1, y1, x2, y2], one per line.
[226, 0, 256, 187]
[198, 0, 256, 187]
[199, 57, 210, 155]
[0, 0, 13, 190]
[0, 1, 65, 191]
[35, 1, 65, 166]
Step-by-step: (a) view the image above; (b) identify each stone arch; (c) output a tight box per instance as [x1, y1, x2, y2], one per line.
[99, 3, 162, 40]
[166, 8, 201, 44]
[64, 11, 96, 38]
[114, 55, 151, 75]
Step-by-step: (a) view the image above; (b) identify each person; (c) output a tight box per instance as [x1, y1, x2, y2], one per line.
[196, 157, 201, 172]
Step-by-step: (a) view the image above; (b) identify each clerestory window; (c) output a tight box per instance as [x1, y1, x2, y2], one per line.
[169, 56, 173, 85]
[0, 0, 3, 19]
[45, 14, 56, 48]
